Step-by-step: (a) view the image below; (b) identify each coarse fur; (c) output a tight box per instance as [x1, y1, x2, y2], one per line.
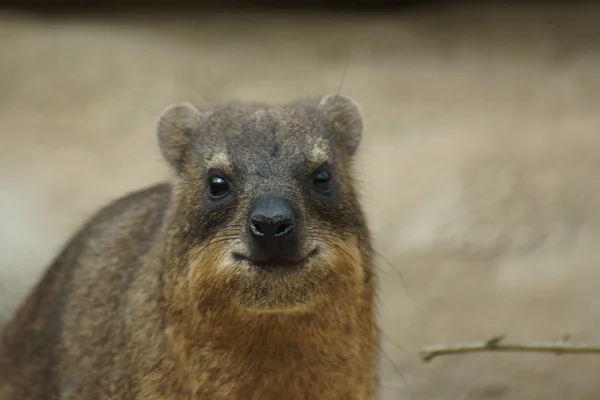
[0, 94, 379, 399]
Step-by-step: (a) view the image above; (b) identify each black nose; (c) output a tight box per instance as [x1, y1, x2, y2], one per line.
[248, 194, 297, 260]
[249, 196, 295, 241]
[250, 214, 294, 239]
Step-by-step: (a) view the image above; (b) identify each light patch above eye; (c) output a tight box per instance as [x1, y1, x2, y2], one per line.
[308, 139, 330, 171]
[207, 152, 233, 175]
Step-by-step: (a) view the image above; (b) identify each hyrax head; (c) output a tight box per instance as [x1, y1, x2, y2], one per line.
[158, 94, 371, 312]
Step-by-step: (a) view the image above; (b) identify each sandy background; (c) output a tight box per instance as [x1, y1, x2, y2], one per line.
[2, 3, 600, 399]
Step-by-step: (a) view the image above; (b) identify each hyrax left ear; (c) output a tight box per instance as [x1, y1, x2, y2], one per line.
[318, 94, 364, 157]
[156, 101, 204, 174]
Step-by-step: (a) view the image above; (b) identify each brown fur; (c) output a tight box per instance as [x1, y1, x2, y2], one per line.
[0, 94, 379, 399]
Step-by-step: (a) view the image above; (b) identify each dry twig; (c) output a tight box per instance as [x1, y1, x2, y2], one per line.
[420, 335, 600, 363]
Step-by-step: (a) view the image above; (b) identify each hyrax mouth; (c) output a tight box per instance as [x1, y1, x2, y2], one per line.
[233, 248, 319, 271]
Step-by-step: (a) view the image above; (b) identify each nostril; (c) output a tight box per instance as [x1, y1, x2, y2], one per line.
[275, 222, 293, 237]
[249, 212, 294, 240]
[250, 221, 264, 237]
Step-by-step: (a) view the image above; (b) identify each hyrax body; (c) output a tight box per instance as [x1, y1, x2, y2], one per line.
[0, 94, 379, 399]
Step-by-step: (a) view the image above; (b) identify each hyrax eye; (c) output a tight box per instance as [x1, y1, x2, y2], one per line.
[208, 174, 230, 199]
[312, 169, 333, 193]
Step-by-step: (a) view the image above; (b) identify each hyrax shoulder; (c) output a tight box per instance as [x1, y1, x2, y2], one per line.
[0, 94, 380, 400]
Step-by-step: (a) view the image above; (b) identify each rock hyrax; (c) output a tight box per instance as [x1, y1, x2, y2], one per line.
[0, 94, 379, 399]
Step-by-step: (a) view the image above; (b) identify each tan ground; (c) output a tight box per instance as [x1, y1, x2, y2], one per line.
[2, 3, 600, 399]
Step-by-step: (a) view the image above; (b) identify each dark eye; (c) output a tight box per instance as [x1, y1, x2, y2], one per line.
[312, 169, 333, 193]
[208, 174, 231, 199]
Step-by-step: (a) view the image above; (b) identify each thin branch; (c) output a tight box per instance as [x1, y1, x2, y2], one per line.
[420, 335, 600, 363]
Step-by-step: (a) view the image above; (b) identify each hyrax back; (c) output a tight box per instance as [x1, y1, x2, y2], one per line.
[0, 94, 380, 399]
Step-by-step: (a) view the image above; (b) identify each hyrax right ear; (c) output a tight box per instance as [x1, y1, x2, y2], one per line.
[318, 94, 364, 157]
[156, 101, 204, 174]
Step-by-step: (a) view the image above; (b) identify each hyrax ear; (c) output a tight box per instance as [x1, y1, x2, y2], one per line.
[318, 94, 364, 157]
[157, 101, 204, 174]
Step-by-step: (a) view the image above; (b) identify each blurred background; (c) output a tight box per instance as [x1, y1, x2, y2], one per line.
[1, 0, 600, 398]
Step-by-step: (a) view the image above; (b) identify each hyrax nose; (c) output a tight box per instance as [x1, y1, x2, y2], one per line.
[250, 215, 294, 239]
[249, 195, 295, 246]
